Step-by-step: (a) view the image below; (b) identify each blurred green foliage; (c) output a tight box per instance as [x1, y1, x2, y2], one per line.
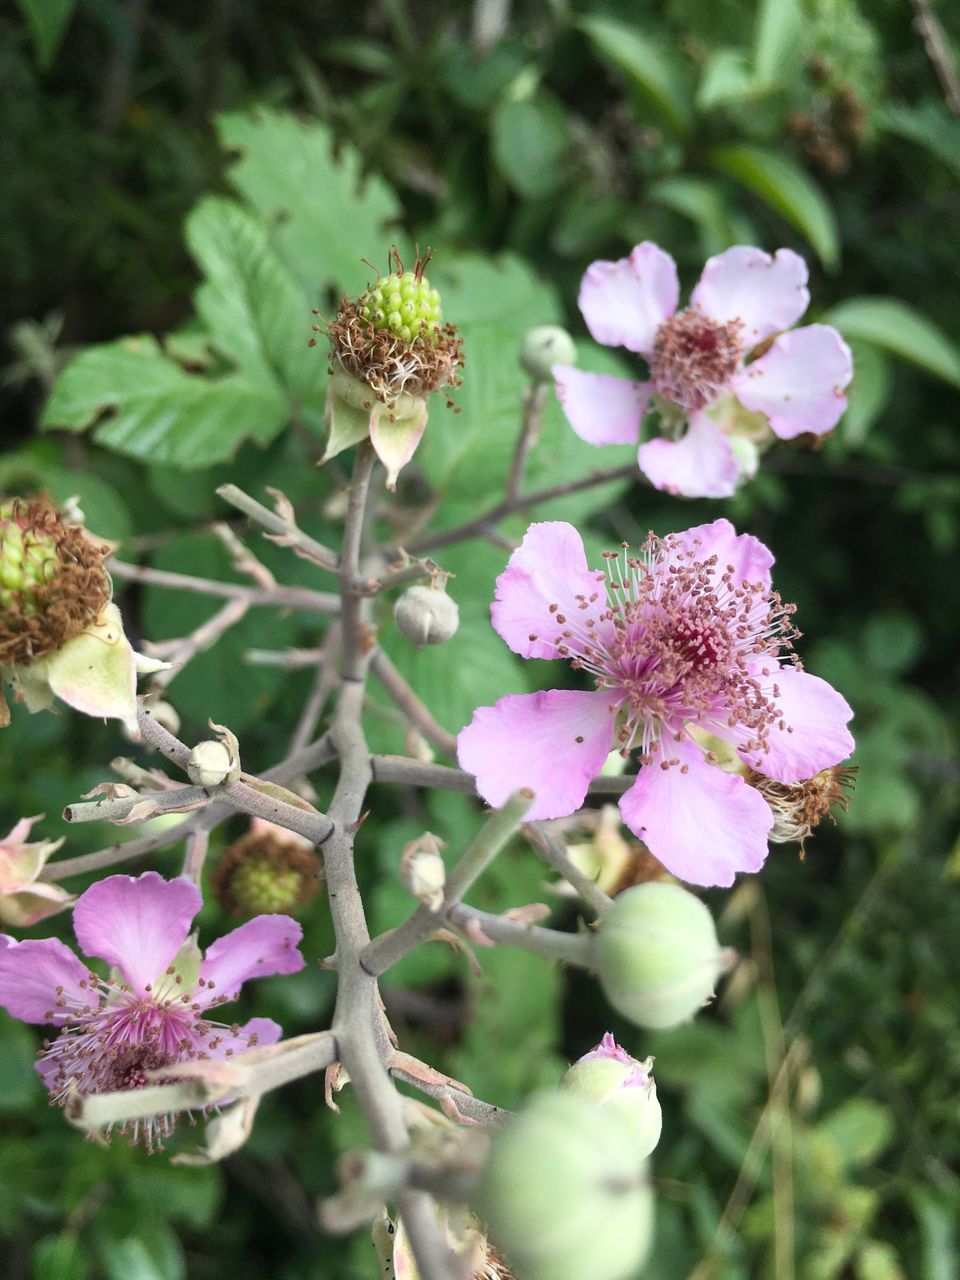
[2, 0, 960, 1277]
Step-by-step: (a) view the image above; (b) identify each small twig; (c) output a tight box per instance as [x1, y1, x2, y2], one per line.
[370, 649, 458, 756]
[523, 821, 613, 917]
[506, 380, 549, 503]
[288, 623, 342, 758]
[404, 461, 639, 556]
[358, 554, 441, 597]
[360, 790, 535, 976]
[146, 598, 249, 690]
[911, 0, 960, 115]
[181, 829, 210, 884]
[447, 904, 595, 966]
[109, 559, 340, 614]
[368, 754, 634, 799]
[216, 484, 339, 572]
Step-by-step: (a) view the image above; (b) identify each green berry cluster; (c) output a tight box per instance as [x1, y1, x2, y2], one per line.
[359, 271, 443, 345]
[0, 515, 59, 617]
[228, 856, 303, 916]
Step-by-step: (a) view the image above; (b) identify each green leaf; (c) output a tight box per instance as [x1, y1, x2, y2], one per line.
[911, 1190, 959, 1280]
[491, 94, 570, 198]
[841, 341, 891, 446]
[96, 1226, 184, 1280]
[697, 50, 760, 111]
[40, 336, 288, 468]
[708, 144, 839, 269]
[648, 176, 739, 258]
[16, 0, 76, 69]
[822, 297, 960, 389]
[814, 1098, 894, 1171]
[185, 197, 326, 403]
[579, 16, 693, 136]
[31, 1233, 90, 1280]
[216, 108, 401, 296]
[753, 0, 804, 87]
[878, 104, 960, 181]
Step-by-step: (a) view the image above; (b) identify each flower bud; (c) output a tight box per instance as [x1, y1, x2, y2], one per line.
[595, 881, 725, 1030]
[519, 325, 577, 382]
[393, 584, 459, 647]
[399, 833, 446, 911]
[562, 1033, 661, 1160]
[478, 1090, 653, 1280]
[187, 740, 233, 788]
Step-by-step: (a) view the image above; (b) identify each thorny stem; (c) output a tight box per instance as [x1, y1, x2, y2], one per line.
[109, 559, 340, 614]
[523, 821, 613, 917]
[360, 790, 535, 977]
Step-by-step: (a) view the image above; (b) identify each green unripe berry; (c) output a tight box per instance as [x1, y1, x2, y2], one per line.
[229, 858, 303, 916]
[478, 1090, 654, 1280]
[0, 518, 59, 613]
[595, 881, 726, 1030]
[520, 324, 578, 382]
[358, 270, 443, 346]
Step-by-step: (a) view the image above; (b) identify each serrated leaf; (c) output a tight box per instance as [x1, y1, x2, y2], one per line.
[822, 297, 960, 389]
[41, 337, 288, 468]
[16, 0, 76, 69]
[579, 16, 693, 136]
[709, 144, 839, 269]
[216, 108, 401, 296]
[753, 0, 803, 87]
[185, 197, 325, 403]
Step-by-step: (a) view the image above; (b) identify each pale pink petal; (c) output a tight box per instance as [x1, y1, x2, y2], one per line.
[73, 872, 201, 995]
[670, 517, 775, 593]
[737, 664, 855, 782]
[2, 816, 40, 846]
[691, 247, 810, 344]
[638, 412, 741, 498]
[619, 737, 774, 887]
[491, 521, 608, 660]
[732, 325, 853, 440]
[553, 365, 651, 447]
[0, 936, 92, 1024]
[197, 915, 304, 1007]
[458, 689, 617, 820]
[186, 1015, 283, 1061]
[578, 243, 679, 355]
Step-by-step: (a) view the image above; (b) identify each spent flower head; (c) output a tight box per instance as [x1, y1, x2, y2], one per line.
[458, 518, 854, 887]
[320, 248, 464, 488]
[0, 871, 304, 1151]
[211, 818, 322, 917]
[552, 243, 853, 498]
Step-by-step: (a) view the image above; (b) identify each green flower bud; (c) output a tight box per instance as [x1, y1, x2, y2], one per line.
[519, 325, 577, 382]
[595, 881, 725, 1030]
[393, 584, 460, 647]
[478, 1090, 654, 1280]
[562, 1033, 662, 1160]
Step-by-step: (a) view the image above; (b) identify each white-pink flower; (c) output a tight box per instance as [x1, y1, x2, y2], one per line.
[553, 244, 853, 498]
[457, 519, 854, 888]
[0, 871, 304, 1150]
[0, 815, 72, 927]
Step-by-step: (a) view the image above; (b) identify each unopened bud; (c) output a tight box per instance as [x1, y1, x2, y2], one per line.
[519, 325, 577, 382]
[562, 1033, 661, 1159]
[479, 1090, 654, 1280]
[393, 585, 459, 647]
[400, 833, 447, 910]
[187, 740, 233, 788]
[595, 881, 725, 1030]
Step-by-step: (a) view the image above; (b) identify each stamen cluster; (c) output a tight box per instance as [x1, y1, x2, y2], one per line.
[649, 309, 745, 412]
[748, 764, 858, 850]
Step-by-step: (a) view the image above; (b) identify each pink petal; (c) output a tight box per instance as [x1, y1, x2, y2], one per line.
[732, 325, 853, 440]
[0, 936, 92, 1024]
[638, 412, 741, 498]
[619, 737, 773, 887]
[197, 915, 304, 1007]
[491, 521, 608, 660]
[73, 872, 201, 996]
[578, 243, 679, 355]
[738, 664, 855, 782]
[552, 365, 651, 447]
[2, 816, 41, 846]
[457, 689, 617, 820]
[671, 517, 775, 593]
[187, 1015, 284, 1062]
[691, 247, 810, 344]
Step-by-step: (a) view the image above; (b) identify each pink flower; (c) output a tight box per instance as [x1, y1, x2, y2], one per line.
[457, 519, 854, 888]
[0, 871, 304, 1150]
[553, 244, 853, 498]
[0, 815, 73, 927]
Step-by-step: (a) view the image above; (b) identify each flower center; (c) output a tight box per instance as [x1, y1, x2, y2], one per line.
[649, 308, 744, 412]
